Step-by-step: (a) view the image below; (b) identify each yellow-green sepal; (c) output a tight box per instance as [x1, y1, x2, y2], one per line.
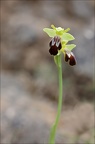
[62, 33, 75, 41]
[43, 28, 56, 37]
[65, 44, 76, 51]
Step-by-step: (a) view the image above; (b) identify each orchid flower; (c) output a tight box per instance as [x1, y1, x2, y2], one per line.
[43, 25, 76, 66]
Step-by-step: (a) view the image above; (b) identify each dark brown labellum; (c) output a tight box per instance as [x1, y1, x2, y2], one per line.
[65, 51, 76, 66]
[49, 47, 58, 55]
[65, 53, 69, 62]
[49, 36, 62, 55]
[69, 53, 76, 66]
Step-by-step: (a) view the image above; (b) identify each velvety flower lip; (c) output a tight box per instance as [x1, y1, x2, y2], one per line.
[64, 50, 76, 66]
[65, 53, 69, 62]
[49, 36, 62, 55]
[69, 52, 76, 66]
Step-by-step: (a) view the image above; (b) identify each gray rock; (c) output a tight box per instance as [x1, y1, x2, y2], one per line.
[1, 1, 43, 70]
[1, 72, 66, 144]
[1, 72, 49, 144]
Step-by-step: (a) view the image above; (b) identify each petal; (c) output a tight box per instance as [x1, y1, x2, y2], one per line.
[69, 52, 76, 66]
[49, 38, 55, 47]
[54, 36, 62, 49]
[64, 28, 70, 33]
[49, 36, 62, 51]
[65, 53, 69, 62]
[58, 43, 62, 50]
[49, 47, 58, 55]
[51, 24, 56, 30]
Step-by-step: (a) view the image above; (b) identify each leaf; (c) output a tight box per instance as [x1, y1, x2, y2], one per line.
[43, 28, 56, 37]
[62, 33, 75, 41]
[65, 44, 76, 51]
[54, 55, 61, 67]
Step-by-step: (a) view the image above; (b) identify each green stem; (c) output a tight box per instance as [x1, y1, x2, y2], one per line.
[49, 55, 63, 144]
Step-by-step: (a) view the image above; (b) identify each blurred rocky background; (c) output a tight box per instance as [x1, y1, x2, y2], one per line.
[1, 0, 95, 144]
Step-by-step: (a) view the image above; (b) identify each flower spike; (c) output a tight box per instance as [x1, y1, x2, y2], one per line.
[43, 25, 76, 66]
